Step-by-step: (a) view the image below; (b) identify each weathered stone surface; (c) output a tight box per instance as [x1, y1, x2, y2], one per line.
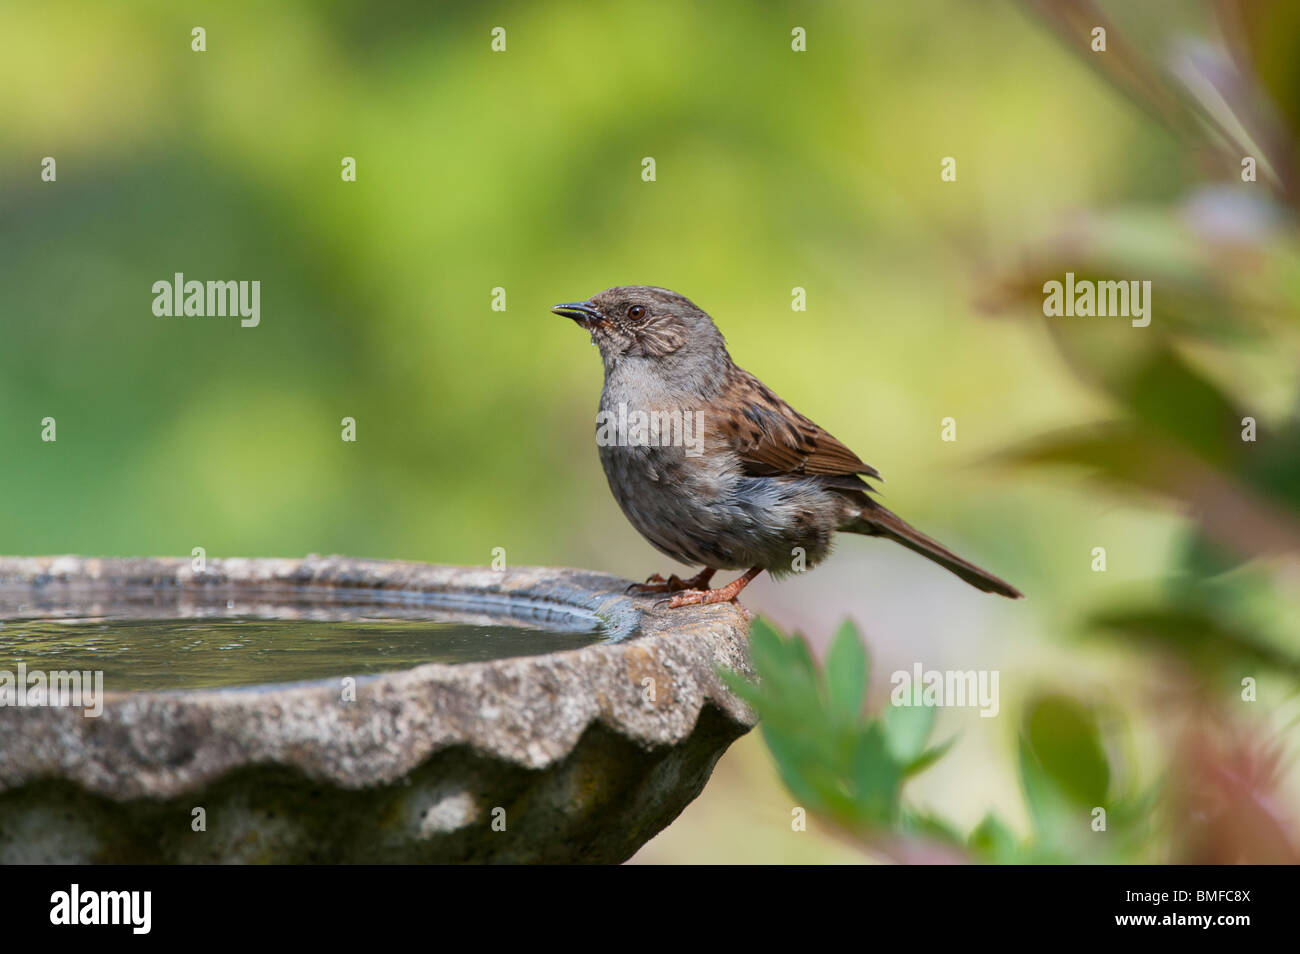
[0, 556, 755, 863]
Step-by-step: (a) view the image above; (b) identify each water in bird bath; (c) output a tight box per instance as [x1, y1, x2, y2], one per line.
[0, 602, 607, 691]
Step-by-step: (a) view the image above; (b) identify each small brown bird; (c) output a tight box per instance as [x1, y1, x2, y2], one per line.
[552, 286, 1023, 608]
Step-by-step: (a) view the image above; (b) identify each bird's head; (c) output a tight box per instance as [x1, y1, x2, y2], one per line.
[551, 286, 727, 374]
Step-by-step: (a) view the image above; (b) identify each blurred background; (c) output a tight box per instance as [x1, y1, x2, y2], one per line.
[1, 0, 1297, 862]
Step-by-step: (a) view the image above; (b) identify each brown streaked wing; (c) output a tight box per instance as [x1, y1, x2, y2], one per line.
[714, 368, 882, 483]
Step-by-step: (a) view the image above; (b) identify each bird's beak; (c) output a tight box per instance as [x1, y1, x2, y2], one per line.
[551, 301, 607, 329]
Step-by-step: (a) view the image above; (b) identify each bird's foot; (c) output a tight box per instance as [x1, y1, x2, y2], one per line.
[626, 568, 716, 595]
[657, 567, 762, 608]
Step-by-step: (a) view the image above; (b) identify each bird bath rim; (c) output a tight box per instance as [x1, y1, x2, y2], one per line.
[0, 555, 756, 802]
[0, 556, 661, 695]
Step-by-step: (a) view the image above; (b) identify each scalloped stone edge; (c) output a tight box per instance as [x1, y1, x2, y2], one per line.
[0, 556, 756, 801]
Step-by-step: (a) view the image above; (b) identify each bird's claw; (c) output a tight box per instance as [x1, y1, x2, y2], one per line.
[627, 571, 706, 595]
[626, 573, 670, 594]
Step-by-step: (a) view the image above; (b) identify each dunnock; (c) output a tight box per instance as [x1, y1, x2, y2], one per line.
[552, 286, 1023, 607]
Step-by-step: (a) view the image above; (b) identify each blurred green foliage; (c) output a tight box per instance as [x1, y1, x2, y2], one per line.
[728, 618, 1161, 863]
[993, 2, 1300, 701]
[722, 619, 944, 831]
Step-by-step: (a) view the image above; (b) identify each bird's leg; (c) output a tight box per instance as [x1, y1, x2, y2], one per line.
[663, 567, 763, 608]
[626, 567, 716, 594]
[675, 567, 717, 590]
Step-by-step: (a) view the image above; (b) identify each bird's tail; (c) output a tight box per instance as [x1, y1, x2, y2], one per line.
[847, 504, 1023, 599]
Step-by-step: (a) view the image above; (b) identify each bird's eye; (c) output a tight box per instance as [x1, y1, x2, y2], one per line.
[628, 305, 646, 320]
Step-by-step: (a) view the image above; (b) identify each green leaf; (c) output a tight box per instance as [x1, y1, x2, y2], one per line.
[1087, 603, 1300, 682]
[883, 698, 935, 765]
[1021, 694, 1110, 808]
[740, 619, 823, 716]
[1112, 347, 1242, 470]
[847, 724, 902, 825]
[747, 616, 794, 676]
[902, 735, 957, 779]
[824, 619, 867, 726]
[760, 724, 827, 810]
[901, 810, 964, 845]
[969, 813, 1021, 864]
[1179, 528, 1245, 580]
[1018, 733, 1080, 844]
[721, 616, 962, 841]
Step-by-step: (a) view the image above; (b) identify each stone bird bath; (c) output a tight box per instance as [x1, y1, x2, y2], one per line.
[0, 556, 755, 863]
